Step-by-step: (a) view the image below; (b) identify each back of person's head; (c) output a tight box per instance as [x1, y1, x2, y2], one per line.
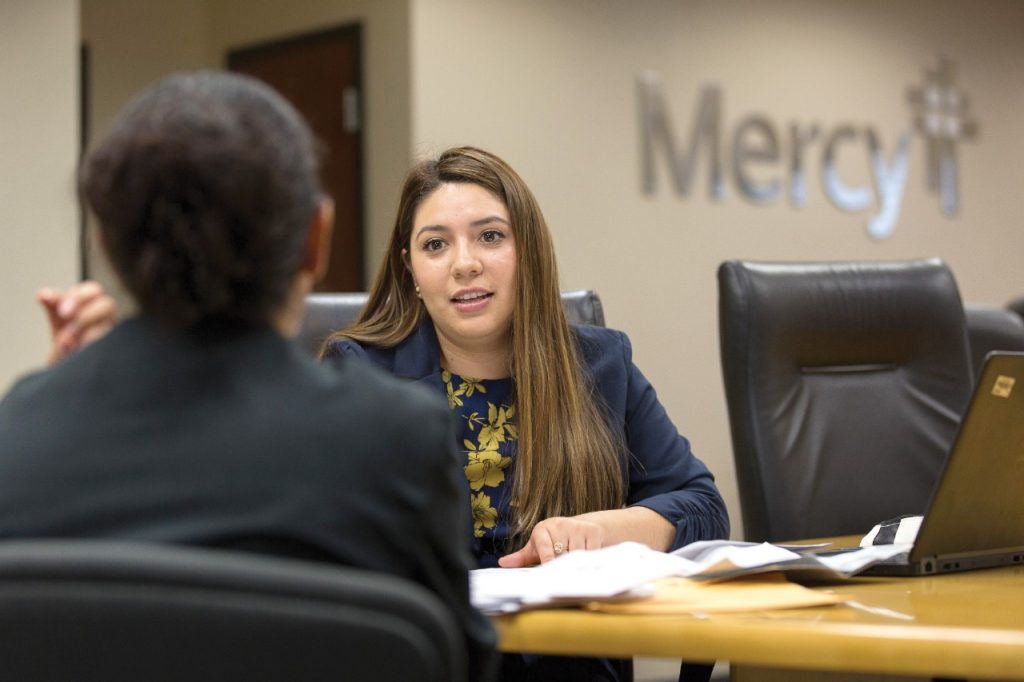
[80, 70, 323, 328]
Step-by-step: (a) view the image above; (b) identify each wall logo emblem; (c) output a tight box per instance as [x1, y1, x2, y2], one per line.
[907, 57, 978, 217]
[638, 57, 977, 240]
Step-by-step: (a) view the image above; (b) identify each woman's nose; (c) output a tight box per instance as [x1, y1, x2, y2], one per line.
[451, 241, 482, 278]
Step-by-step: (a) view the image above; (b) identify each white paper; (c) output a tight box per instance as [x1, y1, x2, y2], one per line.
[672, 540, 911, 581]
[470, 538, 912, 613]
[860, 516, 923, 547]
[471, 542, 686, 613]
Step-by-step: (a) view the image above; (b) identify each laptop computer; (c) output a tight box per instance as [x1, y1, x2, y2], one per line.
[841, 351, 1024, 576]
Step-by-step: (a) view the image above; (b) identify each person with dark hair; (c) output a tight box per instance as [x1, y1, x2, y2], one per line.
[0, 71, 496, 681]
[322, 146, 729, 682]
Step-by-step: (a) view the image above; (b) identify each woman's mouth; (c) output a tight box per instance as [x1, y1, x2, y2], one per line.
[451, 290, 493, 312]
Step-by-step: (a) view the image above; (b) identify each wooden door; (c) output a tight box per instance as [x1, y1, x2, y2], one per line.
[229, 25, 365, 292]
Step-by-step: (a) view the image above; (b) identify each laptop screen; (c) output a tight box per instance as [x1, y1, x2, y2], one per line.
[912, 352, 1024, 562]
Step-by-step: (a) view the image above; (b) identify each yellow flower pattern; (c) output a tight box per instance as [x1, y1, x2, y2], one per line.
[442, 369, 486, 408]
[445, 371, 516, 539]
[471, 492, 498, 537]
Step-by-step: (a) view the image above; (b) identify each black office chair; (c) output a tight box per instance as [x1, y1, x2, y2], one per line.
[0, 539, 466, 682]
[718, 259, 973, 542]
[964, 303, 1024, 380]
[297, 292, 370, 356]
[297, 289, 607, 356]
[1007, 296, 1024, 323]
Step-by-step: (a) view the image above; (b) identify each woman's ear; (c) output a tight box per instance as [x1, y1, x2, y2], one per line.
[400, 248, 416, 280]
[302, 197, 335, 281]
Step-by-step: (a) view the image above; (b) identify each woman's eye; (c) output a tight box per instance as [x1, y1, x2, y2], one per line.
[481, 230, 504, 244]
[423, 238, 445, 252]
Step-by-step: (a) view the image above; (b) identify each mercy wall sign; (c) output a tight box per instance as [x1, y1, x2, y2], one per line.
[638, 57, 977, 240]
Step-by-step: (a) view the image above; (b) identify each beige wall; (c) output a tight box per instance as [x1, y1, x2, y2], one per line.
[0, 0, 80, 391]
[81, 0, 210, 143]
[408, 0, 1024, 537]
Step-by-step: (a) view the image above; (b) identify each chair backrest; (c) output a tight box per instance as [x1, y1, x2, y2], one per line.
[0, 539, 466, 682]
[297, 292, 369, 356]
[1007, 296, 1024, 323]
[964, 303, 1024, 380]
[718, 259, 973, 542]
[297, 289, 606, 356]
[559, 289, 606, 327]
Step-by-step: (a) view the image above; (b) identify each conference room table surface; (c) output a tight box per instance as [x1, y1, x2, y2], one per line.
[491, 536, 1024, 681]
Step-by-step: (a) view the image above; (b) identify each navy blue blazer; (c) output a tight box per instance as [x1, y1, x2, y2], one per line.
[325, 318, 730, 550]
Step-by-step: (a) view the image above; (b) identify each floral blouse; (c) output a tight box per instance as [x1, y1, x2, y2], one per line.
[442, 369, 517, 568]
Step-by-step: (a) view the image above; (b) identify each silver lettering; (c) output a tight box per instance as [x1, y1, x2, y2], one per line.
[788, 122, 820, 207]
[822, 125, 871, 212]
[732, 115, 780, 204]
[634, 71, 951, 241]
[638, 74, 723, 199]
[866, 128, 912, 240]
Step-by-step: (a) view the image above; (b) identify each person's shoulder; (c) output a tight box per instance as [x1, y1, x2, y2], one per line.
[572, 324, 631, 364]
[0, 328, 114, 426]
[0, 368, 51, 416]
[323, 352, 446, 419]
[316, 358, 453, 471]
[322, 336, 399, 373]
[572, 324, 629, 345]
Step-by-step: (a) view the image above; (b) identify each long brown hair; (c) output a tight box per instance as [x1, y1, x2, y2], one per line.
[324, 146, 625, 541]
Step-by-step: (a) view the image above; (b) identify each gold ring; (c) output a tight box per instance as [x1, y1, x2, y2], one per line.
[552, 541, 565, 555]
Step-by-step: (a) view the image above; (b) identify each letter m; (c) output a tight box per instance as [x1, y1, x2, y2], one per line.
[638, 75, 723, 199]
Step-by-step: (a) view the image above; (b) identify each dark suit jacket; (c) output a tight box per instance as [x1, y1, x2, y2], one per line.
[0, 317, 496, 681]
[326, 318, 730, 552]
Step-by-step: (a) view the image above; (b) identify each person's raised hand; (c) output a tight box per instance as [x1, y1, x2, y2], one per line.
[498, 516, 607, 567]
[37, 280, 117, 365]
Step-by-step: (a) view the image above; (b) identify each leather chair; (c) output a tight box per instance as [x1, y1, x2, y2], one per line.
[718, 259, 973, 542]
[297, 292, 370, 356]
[1007, 296, 1024, 323]
[297, 289, 606, 356]
[964, 303, 1024, 380]
[0, 539, 466, 682]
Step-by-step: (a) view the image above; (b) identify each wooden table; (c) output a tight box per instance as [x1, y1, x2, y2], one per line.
[492, 539, 1024, 680]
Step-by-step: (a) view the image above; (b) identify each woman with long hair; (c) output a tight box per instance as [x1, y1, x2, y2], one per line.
[323, 146, 728, 682]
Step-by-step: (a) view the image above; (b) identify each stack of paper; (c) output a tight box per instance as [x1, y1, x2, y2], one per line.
[471, 540, 908, 614]
[670, 539, 911, 581]
[471, 542, 686, 613]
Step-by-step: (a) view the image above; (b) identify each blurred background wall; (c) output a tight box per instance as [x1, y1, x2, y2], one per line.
[0, 0, 79, 392]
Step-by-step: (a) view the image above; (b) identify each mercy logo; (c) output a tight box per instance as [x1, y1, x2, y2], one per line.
[907, 57, 978, 216]
[638, 57, 977, 240]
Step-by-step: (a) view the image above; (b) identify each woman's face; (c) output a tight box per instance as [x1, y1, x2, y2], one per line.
[406, 182, 517, 355]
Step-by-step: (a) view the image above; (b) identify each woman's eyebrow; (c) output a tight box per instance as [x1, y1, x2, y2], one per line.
[413, 224, 450, 239]
[469, 215, 510, 228]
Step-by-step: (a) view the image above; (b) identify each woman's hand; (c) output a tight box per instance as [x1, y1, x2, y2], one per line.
[497, 507, 675, 568]
[38, 281, 117, 365]
[497, 516, 607, 567]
